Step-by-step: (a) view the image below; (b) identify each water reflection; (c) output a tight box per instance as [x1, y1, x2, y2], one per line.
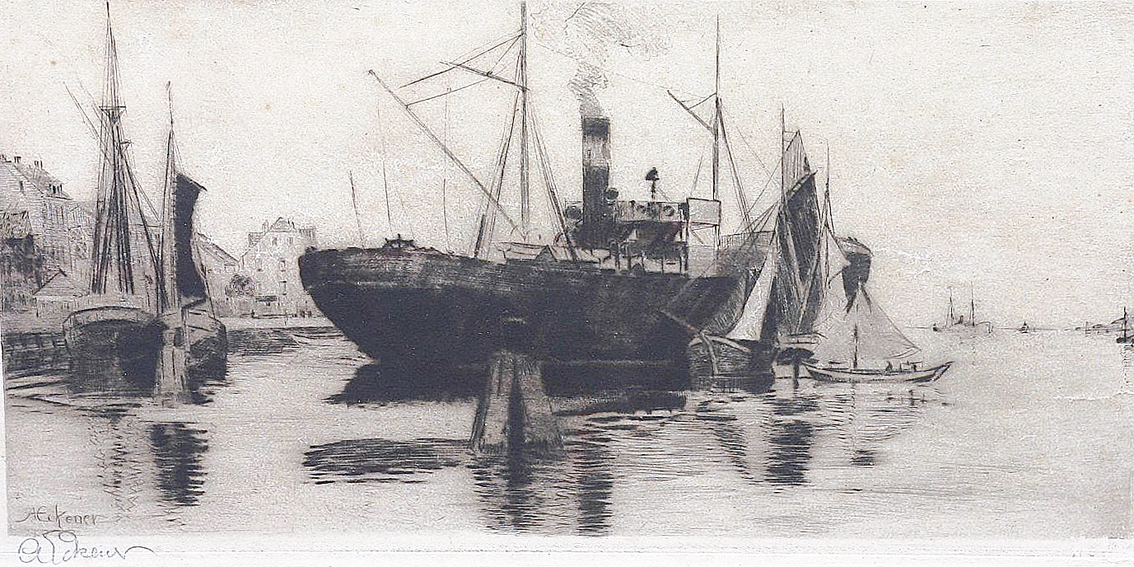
[328, 364, 481, 405]
[9, 327, 952, 536]
[303, 438, 466, 484]
[83, 404, 148, 517]
[149, 423, 209, 506]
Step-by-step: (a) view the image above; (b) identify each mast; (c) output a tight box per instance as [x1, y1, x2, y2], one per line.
[160, 84, 177, 312]
[947, 290, 955, 324]
[852, 323, 859, 369]
[519, 1, 530, 237]
[711, 15, 721, 253]
[970, 286, 976, 326]
[349, 170, 365, 246]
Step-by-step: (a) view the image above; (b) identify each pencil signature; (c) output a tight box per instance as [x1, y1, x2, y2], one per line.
[17, 530, 154, 564]
[14, 506, 105, 529]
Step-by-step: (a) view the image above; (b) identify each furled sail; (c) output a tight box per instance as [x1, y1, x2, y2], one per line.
[171, 173, 208, 307]
[811, 282, 920, 368]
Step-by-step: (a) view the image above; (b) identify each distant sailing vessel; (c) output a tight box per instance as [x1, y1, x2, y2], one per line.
[802, 282, 951, 383]
[932, 288, 993, 336]
[1117, 308, 1131, 344]
[63, 9, 163, 387]
[1018, 321, 1031, 334]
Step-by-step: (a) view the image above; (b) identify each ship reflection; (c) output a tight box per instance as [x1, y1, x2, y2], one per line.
[311, 363, 942, 534]
[327, 363, 482, 405]
[149, 422, 209, 507]
[78, 404, 211, 527]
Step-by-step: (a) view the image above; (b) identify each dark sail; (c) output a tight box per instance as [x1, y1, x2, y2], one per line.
[173, 173, 207, 306]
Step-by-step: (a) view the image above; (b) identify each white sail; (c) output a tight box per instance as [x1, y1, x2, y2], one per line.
[812, 282, 920, 368]
[725, 243, 779, 342]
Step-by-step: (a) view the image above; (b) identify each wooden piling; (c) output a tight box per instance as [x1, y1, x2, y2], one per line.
[469, 349, 562, 454]
[154, 327, 190, 403]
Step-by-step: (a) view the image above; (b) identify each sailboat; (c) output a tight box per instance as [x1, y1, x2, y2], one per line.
[802, 282, 951, 383]
[932, 287, 993, 335]
[1116, 308, 1131, 344]
[152, 94, 227, 380]
[63, 7, 164, 388]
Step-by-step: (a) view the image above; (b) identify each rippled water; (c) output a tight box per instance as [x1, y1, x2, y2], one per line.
[5, 327, 1133, 537]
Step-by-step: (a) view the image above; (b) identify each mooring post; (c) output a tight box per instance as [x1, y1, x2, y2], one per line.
[469, 318, 562, 454]
[154, 327, 189, 403]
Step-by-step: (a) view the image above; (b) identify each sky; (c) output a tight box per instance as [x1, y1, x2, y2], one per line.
[3, 0, 1134, 328]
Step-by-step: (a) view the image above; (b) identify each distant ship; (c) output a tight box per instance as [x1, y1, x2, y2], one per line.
[931, 288, 993, 336]
[299, 4, 868, 381]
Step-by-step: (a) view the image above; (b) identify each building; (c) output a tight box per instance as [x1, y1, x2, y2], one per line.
[195, 233, 243, 317]
[0, 154, 94, 311]
[241, 217, 319, 317]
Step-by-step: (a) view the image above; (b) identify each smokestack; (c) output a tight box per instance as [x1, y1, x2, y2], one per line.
[581, 115, 612, 248]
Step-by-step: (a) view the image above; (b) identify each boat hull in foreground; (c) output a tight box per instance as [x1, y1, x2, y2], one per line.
[63, 304, 161, 390]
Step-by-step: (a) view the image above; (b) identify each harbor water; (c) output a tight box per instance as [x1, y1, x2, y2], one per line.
[5, 327, 1133, 538]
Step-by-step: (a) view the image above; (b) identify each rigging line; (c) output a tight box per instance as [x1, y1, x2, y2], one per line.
[442, 80, 452, 251]
[405, 78, 490, 107]
[527, 107, 579, 262]
[402, 32, 521, 88]
[349, 170, 365, 247]
[687, 92, 715, 110]
[722, 105, 773, 178]
[375, 96, 396, 238]
[444, 61, 527, 90]
[473, 91, 521, 258]
[718, 113, 752, 231]
[405, 34, 520, 106]
[369, 70, 522, 234]
[688, 144, 706, 198]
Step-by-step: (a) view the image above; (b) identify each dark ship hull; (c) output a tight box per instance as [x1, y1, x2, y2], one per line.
[63, 304, 162, 391]
[155, 308, 228, 378]
[63, 304, 227, 393]
[299, 247, 741, 382]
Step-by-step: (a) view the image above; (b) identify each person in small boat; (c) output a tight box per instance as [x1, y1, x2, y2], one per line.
[885, 361, 893, 371]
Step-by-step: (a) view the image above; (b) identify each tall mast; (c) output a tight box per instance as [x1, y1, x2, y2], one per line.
[349, 170, 365, 247]
[970, 285, 976, 325]
[160, 83, 177, 312]
[711, 15, 721, 252]
[519, 1, 530, 238]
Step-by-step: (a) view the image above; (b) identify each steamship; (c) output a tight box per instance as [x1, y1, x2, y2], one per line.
[299, 4, 870, 381]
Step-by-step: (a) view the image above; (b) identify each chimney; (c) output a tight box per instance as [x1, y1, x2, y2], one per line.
[581, 116, 612, 248]
[14, 156, 21, 164]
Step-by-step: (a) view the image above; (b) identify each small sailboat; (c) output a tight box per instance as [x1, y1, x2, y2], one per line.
[1018, 321, 1031, 333]
[1117, 308, 1131, 344]
[152, 96, 227, 381]
[803, 282, 951, 384]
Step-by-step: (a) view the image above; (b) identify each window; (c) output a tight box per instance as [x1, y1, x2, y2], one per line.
[279, 258, 286, 272]
[288, 237, 293, 245]
[279, 281, 287, 296]
[272, 237, 277, 246]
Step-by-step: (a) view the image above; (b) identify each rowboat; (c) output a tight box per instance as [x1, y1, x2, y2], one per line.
[802, 361, 952, 383]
